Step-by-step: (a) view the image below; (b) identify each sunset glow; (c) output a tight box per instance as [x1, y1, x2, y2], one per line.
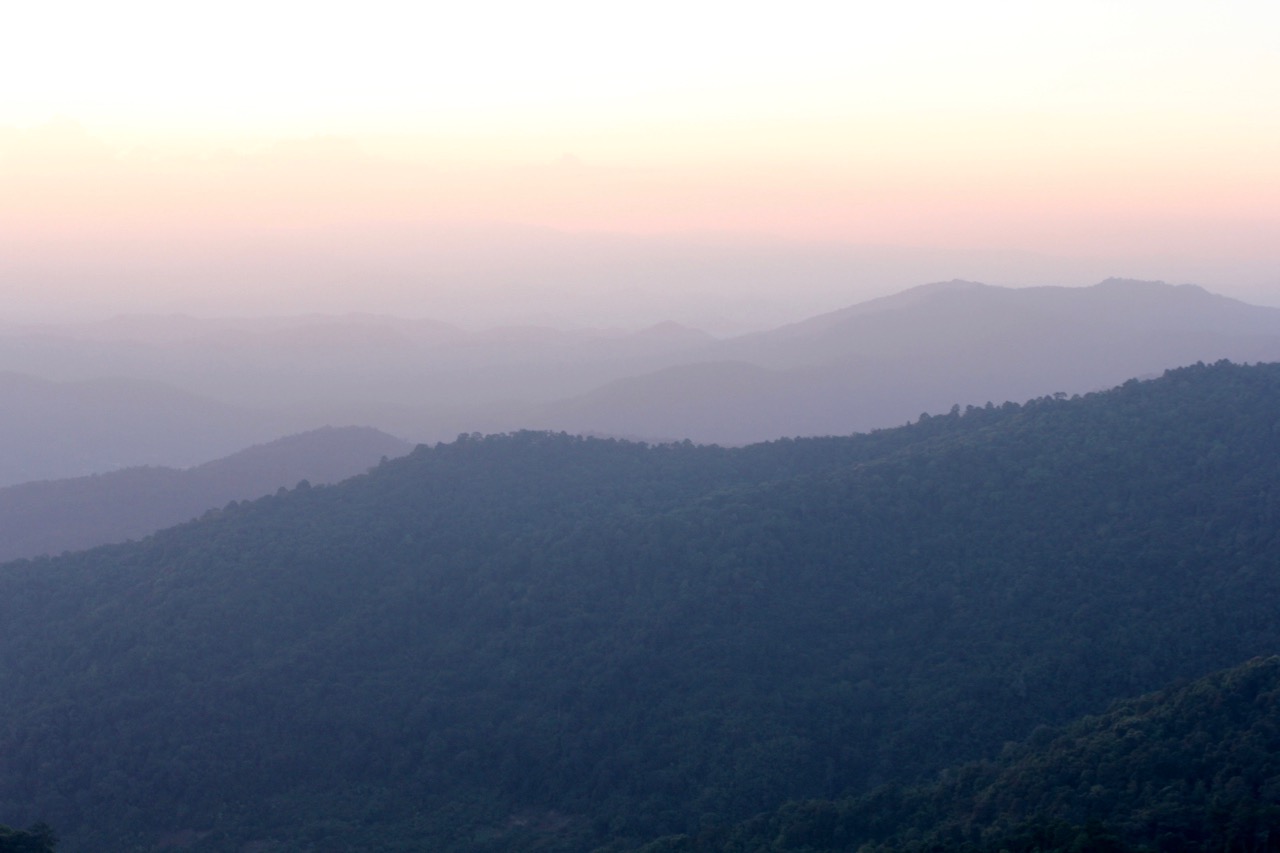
[3, 0, 1278, 323]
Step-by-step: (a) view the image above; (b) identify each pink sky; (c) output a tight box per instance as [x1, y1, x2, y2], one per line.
[2, 2, 1277, 326]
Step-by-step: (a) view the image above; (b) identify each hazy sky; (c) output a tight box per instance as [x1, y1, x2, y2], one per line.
[2, 1, 1277, 327]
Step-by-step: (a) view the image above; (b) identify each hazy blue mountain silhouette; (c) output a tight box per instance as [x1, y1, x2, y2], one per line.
[0, 314, 716, 445]
[0, 426, 411, 562]
[529, 279, 1280, 443]
[4, 280, 1280, 453]
[0, 372, 297, 486]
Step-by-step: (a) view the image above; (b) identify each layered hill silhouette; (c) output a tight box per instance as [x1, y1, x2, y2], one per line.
[2, 361, 1280, 850]
[0, 313, 714, 445]
[0, 426, 410, 562]
[0, 372, 300, 486]
[4, 280, 1280, 475]
[528, 279, 1280, 442]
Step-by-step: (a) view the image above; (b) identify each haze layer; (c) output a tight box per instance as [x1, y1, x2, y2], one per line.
[3, 1, 1278, 324]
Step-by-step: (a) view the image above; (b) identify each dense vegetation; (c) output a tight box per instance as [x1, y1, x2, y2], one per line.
[2, 360, 1279, 850]
[0, 823, 56, 853]
[645, 656, 1280, 852]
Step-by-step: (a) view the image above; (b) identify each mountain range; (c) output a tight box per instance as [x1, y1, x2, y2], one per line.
[2, 360, 1279, 850]
[524, 278, 1280, 442]
[4, 279, 1280, 480]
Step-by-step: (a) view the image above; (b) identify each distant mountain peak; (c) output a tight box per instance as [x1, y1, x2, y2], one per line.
[1096, 276, 1169, 288]
[761, 279, 999, 337]
[1091, 277, 1214, 298]
[629, 321, 716, 344]
[918, 278, 991, 292]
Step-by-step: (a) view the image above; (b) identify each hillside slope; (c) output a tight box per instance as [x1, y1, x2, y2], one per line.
[0, 426, 411, 562]
[690, 655, 1280, 852]
[1, 362, 1279, 850]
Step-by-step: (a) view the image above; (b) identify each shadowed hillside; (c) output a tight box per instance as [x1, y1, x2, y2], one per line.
[679, 656, 1280, 852]
[1, 362, 1280, 850]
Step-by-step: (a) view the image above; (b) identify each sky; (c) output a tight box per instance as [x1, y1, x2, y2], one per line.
[2, 0, 1278, 328]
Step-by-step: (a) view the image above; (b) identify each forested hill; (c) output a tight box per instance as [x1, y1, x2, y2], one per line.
[1, 361, 1280, 851]
[681, 655, 1280, 853]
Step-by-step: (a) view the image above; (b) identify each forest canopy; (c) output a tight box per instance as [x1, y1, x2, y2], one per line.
[1, 360, 1279, 851]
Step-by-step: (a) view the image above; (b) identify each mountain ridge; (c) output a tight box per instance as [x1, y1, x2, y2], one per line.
[0, 371, 293, 485]
[528, 279, 1280, 442]
[3, 361, 1280, 850]
[6, 279, 1280, 466]
[0, 425, 411, 561]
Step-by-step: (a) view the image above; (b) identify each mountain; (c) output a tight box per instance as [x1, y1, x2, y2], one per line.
[718, 278, 1280, 367]
[0, 426, 411, 562]
[529, 279, 1280, 442]
[2, 360, 1280, 850]
[0, 312, 717, 482]
[5, 280, 1280, 454]
[0, 314, 716, 436]
[679, 655, 1280, 852]
[0, 372, 296, 486]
